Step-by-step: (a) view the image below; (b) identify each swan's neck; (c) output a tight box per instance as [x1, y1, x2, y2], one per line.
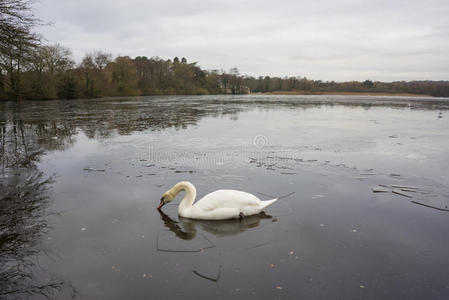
[172, 181, 196, 214]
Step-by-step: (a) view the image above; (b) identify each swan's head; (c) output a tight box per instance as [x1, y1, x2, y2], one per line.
[158, 190, 175, 209]
[158, 182, 194, 210]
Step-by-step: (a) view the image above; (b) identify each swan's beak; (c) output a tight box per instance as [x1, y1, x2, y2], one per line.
[157, 197, 165, 210]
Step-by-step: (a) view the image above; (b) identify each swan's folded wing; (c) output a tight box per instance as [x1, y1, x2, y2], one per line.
[194, 190, 261, 211]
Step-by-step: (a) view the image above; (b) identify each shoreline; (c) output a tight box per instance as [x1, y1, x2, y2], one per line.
[2, 92, 442, 102]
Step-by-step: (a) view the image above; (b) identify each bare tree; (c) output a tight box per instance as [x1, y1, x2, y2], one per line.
[0, 0, 41, 99]
[27, 44, 74, 98]
[93, 51, 112, 70]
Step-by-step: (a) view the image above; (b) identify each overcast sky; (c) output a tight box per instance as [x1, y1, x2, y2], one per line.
[34, 0, 449, 81]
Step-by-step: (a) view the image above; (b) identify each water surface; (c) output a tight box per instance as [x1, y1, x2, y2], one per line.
[1, 95, 449, 299]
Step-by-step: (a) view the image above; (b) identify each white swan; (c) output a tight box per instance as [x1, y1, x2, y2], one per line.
[157, 181, 278, 220]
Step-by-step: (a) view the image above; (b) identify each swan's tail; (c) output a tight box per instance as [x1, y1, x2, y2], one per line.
[260, 198, 278, 209]
[257, 191, 295, 210]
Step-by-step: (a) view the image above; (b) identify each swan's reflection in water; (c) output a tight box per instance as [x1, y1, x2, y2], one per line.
[158, 209, 272, 240]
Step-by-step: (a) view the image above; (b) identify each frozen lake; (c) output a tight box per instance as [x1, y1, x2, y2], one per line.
[1, 95, 449, 299]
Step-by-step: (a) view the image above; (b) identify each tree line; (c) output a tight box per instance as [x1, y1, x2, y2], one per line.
[1, 0, 449, 100]
[242, 77, 449, 97]
[1, 42, 227, 99]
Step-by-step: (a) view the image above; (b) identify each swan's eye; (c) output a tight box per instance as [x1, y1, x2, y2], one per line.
[160, 197, 165, 202]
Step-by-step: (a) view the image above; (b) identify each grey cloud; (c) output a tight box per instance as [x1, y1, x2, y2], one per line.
[34, 0, 449, 81]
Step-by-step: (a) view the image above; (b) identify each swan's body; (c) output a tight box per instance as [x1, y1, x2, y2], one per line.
[158, 181, 277, 220]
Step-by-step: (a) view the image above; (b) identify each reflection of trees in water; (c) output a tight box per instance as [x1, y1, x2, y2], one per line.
[0, 124, 44, 168]
[0, 98, 244, 142]
[1, 96, 448, 155]
[0, 117, 74, 298]
[0, 169, 71, 298]
[66, 99, 244, 138]
[8, 96, 440, 148]
[0, 106, 76, 168]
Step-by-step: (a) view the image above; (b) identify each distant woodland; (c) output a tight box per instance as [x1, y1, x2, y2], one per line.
[1, 0, 449, 100]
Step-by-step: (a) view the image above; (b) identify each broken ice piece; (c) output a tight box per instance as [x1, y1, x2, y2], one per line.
[392, 189, 413, 198]
[411, 200, 449, 212]
[83, 167, 105, 172]
[391, 185, 420, 190]
[371, 186, 390, 193]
